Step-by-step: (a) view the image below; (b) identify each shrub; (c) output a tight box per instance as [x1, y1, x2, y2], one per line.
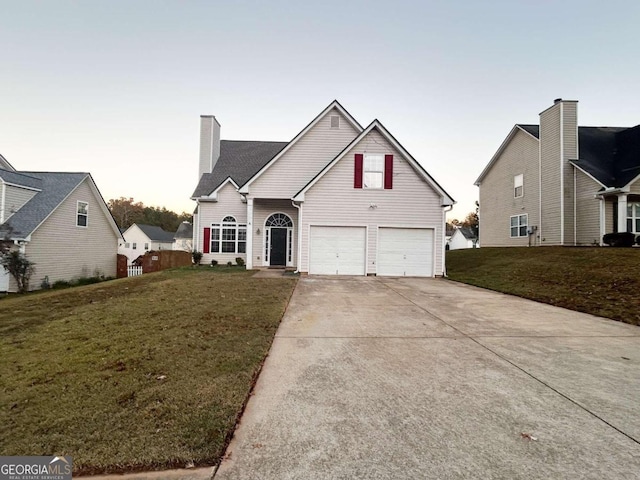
[602, 232, 635, 248]
[227, 261, 233, 267]
[235, 257, 245, 267]
[0, 250, 35, 293]
[52, 280, 72, 289]
[211, 259, 218, 267]
[192, 250, 203, 264]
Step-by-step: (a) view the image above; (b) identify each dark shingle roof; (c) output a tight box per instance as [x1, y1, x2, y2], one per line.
[3, 172, 88, 239]
[516, 124, 640, 187]
[0, 169, 43, 190]
[136, 224, 175, 242]
[457, 227, 478, 240]
[192, 140, 288, 197]
[174, 221, 193, 239]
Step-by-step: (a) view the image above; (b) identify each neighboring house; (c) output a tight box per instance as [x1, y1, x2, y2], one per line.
[449, 227, 479, 250]
[173, 221, 193, 252]
[0, 160, 121, 292]
[191, 100, 454, 277]
[475, 99, 640, 246]
[118, 223, 175, 264]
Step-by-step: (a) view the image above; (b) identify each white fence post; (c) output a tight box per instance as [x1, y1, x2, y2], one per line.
[127, 265, 143, 277]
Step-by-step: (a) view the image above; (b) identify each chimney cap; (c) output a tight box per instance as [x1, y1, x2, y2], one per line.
[554, 98, 563, 104]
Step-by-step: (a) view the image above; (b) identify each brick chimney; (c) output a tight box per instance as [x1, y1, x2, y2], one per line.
[198, 115, 221, 180]
[539, 98, 578, 245]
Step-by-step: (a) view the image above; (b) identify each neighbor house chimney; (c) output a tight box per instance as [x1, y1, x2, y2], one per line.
[539, 98, 578, 245]
[198, 115, 221, 180]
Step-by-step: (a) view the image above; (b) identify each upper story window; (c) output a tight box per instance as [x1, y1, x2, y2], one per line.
[77, 201, 88, 227]
[364, 155, 384, 189]
[510, 214, 528, 237]
[330, 115, 340, 129]
[133, 242, 137, 250]
[514, 174, 524, 198]
[125, 242, 130, 248]
[144, 243, 149, 250]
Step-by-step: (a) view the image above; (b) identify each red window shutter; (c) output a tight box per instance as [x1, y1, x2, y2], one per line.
[203, 227, 210, 254]
[384, 154, 393, 189]
[354, 154, 363, 189]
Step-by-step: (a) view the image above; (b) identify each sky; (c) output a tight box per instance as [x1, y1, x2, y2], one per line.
[2, 0, 639, 220]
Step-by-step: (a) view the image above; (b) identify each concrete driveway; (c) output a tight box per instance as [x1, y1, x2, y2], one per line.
[215, 276, 640, 479]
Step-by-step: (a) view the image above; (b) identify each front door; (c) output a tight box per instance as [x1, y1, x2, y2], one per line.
[270, 228, 287, 266]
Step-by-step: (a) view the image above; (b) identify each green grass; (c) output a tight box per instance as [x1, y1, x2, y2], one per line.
[447, 247, 640, 325]
[0, 268, 296, 475]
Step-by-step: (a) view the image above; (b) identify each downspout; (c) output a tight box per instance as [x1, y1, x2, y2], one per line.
[573, 167, 577, 245]
[442, 204, 454, 277]
[292, 201, 302, 273]
[0, 180, 5, 223]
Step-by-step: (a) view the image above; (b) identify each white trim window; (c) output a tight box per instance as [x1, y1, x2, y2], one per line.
[364, 155, 384, 189]
[510, 214, 528, 237]
[211, 216, 247, 254]
[627, 203, 640, 233]
[77, 201, 88, 227]
[514, 174, 524, 198]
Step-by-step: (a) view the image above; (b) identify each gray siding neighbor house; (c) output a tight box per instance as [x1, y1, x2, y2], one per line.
[0, 159, 121, 292]
[475, 99, 640, 247]
[191, 100, 454, 276]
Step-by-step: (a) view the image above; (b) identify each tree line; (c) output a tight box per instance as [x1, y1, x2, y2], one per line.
[108, 197, 192, 232]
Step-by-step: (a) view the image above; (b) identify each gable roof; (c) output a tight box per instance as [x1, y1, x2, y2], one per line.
[174, 221, 193, 239]
[237, 100, 364, 193]
[0, 154, 15, 172]
[454, 226, 477, 240]
[191, 140, 287, 198]
[476, 122, 640, 188]
[135, 224, 175, 242]
[293, 119, 455, 205]
[3, 172, 91, 239]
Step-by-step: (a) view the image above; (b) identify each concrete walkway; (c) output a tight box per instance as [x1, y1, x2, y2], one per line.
[214, 276, 640, 479]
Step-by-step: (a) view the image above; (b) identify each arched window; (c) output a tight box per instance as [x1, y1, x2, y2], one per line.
[266, 213, 293, 228]
[210, 215, 247, 254]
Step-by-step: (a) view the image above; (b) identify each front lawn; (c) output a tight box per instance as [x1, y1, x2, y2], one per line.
[0, 268, 296, 474]
[446, 247, 640, 325]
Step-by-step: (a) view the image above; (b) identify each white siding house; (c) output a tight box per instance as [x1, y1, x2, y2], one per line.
[118, 223, 175, 264]
[191, 101, 454, 276]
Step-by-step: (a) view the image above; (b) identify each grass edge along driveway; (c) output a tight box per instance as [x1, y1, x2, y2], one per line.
[0, 268, 296, 475]
[447, 247, 640, 326]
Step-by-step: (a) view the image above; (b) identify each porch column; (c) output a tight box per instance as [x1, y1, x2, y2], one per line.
[246, 198, 254, 269]
[599, 197, 606, 245]
[618, 194, 628, 233]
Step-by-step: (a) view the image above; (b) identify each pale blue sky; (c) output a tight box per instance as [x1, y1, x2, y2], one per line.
[2, 1, 639, 219]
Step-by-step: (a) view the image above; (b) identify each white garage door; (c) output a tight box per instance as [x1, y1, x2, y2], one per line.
[309, 226, 366, 275]
[377, 228, 434, 277]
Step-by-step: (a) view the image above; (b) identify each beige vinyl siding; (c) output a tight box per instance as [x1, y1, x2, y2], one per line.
[562, 102, 578, 244]
[300, 129, 445, 275]
[605, 197, 615, 234]
[628, 178, 640, 194]
[540, 104, 562, 244]
[24, 178, 118, 290]
[4, 184, 38, 221]
[574, 169, 602, 245]
[249, 108, 359, 198]
[197, 182, 247, 265]
[478, 129, 539, 247]
[252, 200, 298, 267]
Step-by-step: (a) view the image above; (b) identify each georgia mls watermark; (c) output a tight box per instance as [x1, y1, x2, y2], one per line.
[0, 456, 72, 480]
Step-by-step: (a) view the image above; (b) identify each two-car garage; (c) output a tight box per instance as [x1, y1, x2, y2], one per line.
[308, 226, 434, 277]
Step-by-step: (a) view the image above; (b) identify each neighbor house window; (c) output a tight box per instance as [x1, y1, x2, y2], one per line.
[364, 155, 384, 189]
[144, 243, 149, 250]
[210, 216, 247, 254]
[133, 243, 137, 249]
[77, 201, 88, 227]
[510, 214, 528, 237]
[627, 203, 640, 233]
[125, 242, 130, 248]
[514, 174, 523, 198]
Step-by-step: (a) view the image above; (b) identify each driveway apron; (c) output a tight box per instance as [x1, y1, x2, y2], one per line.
[214, 276, 640, 480]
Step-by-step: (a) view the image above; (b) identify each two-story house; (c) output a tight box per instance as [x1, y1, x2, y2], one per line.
[191, 100, 454, 276]
[475, 99, 640, 246]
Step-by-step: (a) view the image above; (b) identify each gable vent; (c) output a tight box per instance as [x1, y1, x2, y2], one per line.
[330, 115, 340, 129]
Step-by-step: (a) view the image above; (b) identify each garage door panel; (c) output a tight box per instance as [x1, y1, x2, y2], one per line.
[378, 228, 433, 277]
[310, 226, 366, 275]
